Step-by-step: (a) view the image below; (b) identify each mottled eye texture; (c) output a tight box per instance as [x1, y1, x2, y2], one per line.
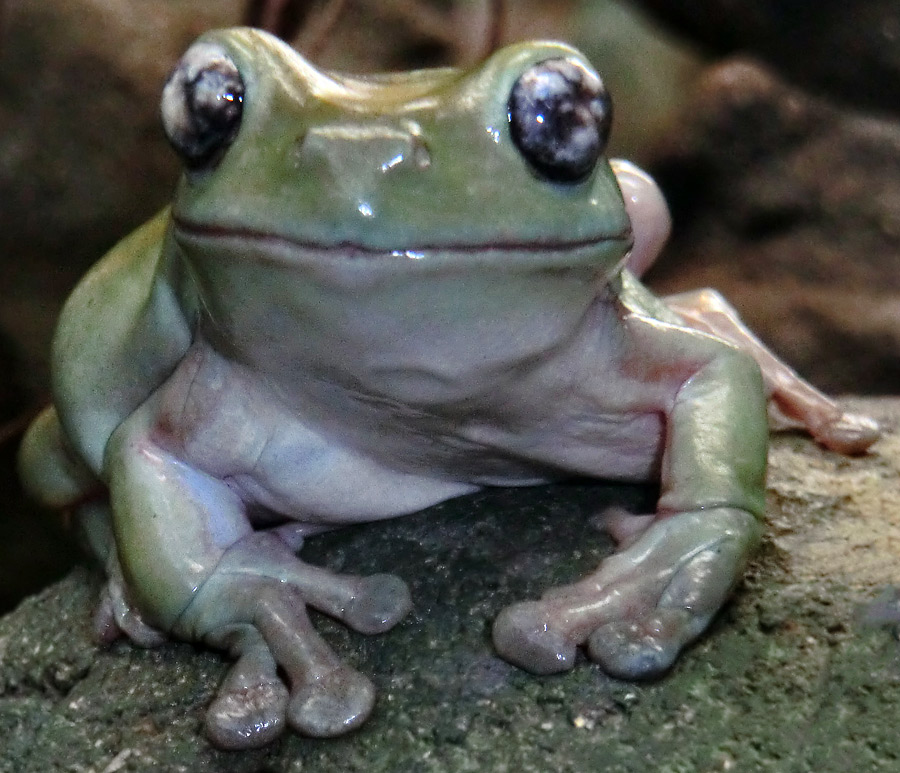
[508, 58, 612, 183]
[162, 42, 245, 170]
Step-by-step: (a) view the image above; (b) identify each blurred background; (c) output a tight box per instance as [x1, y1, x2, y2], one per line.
[2, 0, 898, 612]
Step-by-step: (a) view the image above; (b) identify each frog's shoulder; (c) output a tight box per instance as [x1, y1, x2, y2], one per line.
[52, 208, 193, 473]
[614, 269, 683, 326]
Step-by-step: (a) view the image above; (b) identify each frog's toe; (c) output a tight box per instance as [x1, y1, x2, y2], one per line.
[344, 573, 413, 635]
[205, 678, 289, 750]
[95, 569, 167, 648]
[202, 625, 290, 749]
[287, 666, 375, 737]
[814, 411, 880, 455]
[586, 609, 707, 680]
[186, 563, 383, 740]
[492, 601, 577, 675]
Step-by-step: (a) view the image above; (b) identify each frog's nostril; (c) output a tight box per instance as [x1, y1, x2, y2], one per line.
[380, 136, 431, 173]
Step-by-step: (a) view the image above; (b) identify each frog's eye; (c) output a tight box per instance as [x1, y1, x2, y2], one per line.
[161, 42, 244, 170]
[508, 58, 612, 183]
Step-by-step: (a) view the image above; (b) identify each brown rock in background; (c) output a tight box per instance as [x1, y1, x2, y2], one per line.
[630, 0, 900, 115]
[0, 0, 245, 392]
[644, 59, 900, 393]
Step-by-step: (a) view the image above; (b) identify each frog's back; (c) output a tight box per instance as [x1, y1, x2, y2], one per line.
[52, 208, 192, 474]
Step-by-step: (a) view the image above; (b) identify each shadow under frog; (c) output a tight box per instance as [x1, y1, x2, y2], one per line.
[18, 28, 879, 750]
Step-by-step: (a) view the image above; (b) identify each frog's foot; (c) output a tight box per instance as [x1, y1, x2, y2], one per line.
[94, 570, 167, 647]
[203, 625, 289, 749]
[663, 288, 880, 455]
[767, 400, 880, 456]
[593, 506, 655, 549]
[493, 508, 760, 678]
[177, 533, 412, 748]
[68, 502, 168, 647]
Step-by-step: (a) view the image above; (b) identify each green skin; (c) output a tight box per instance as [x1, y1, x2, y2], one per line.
[18, 28, 877, 750]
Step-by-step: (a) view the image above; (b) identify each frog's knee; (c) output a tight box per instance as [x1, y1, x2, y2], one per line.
[689, 287, 732, 314]
[712, 345, 764, 385]
[18, 406, 99, 507]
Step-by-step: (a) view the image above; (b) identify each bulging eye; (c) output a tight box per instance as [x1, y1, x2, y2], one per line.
[508, 58, 612, 183]
[161, 42, 244, 170]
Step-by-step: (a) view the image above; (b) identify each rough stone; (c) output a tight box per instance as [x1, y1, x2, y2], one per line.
[645, 59, 900, 394]
[630, 0, 900, 115]
[2, 398, 899, 772]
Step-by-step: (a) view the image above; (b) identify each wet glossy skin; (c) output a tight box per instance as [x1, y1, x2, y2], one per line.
[19, 28, 878, 749]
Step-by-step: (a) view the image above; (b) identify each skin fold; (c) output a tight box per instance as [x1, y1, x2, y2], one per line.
[18, 28, 878, 749]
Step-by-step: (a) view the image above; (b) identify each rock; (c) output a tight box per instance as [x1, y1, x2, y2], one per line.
[645, 59, 900, 393]
[629, 0, 900, 114]
[2, 398, 900, 772]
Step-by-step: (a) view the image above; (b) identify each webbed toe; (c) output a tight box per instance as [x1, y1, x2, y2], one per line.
[205, 679, 289, 750]
[492, 601, 577, 675]
[343, 573, 412, 635]
[288, 667, 376, 738]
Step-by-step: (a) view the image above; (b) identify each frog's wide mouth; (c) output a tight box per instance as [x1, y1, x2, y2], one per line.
[171, 216, 633, 266]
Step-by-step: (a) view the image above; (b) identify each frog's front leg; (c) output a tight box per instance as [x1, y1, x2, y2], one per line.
[104, 411, 412, 750]
[494, 329, 768, 679]
[662, 288, 879, 454]
[612, 160, 879, 455]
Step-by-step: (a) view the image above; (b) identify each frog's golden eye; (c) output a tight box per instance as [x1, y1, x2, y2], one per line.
[508, 58, 612, 183]
[161, 42, 244, 171]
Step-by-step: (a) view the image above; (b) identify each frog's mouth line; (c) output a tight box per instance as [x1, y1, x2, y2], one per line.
[172, 216, 633, 262]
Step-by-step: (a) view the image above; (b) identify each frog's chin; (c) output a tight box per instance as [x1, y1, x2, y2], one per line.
[170, 216, 632, 274]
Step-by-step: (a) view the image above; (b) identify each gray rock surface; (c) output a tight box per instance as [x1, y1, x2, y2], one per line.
[2, 398, 899, 772]
[645, 60, 900, 394]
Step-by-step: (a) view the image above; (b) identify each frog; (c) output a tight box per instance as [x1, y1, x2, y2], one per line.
[18, 27, 879, 750]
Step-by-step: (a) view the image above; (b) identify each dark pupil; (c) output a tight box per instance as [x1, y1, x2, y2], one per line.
[508, 59, 610, 183]
[189, 66, 244, 142]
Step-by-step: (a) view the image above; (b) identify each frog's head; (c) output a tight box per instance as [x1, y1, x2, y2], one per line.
[162, 28, 633, 397]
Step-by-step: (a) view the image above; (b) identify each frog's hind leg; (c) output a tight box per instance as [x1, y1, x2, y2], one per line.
[19, 407, 169, 646]
[105, 412, 412, 749]
[663, 288, 879, 454]
[18, 406, 100, 509]
[494, 346, 767, 679]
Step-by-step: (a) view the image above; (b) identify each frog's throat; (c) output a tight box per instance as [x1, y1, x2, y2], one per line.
[171, 216, 633, 264]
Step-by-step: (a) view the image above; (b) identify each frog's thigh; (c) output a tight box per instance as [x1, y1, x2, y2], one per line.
[494, 337, 768, 679]
[664, 287, 879, 454]
[104, 410, 410, 748]
[18, 406, 98, 507]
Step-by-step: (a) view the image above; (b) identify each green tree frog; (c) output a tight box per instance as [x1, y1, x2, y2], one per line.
[18, 28, 878, 749]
